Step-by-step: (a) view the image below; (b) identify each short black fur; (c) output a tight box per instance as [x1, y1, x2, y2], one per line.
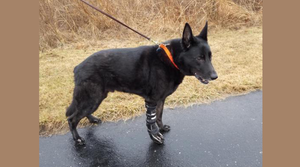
[66, 22, 218, 145]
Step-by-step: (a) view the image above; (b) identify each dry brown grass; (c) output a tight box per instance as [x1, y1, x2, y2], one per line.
[39, 0, 262, 50]
[39, 0, 262, 135]
[39, 26, 262, 135]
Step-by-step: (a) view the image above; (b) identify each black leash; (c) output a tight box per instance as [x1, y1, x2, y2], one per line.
[80, 0, 159, 45]
[80, 0, 180, 70]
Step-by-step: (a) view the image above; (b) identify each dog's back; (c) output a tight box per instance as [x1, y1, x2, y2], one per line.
[73, 45, 163, 95]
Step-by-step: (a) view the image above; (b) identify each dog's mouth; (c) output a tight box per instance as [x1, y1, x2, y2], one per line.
[194, 73, 209, 84]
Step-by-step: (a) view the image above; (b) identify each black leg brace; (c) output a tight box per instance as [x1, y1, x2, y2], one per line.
[145, 103, 164, 144]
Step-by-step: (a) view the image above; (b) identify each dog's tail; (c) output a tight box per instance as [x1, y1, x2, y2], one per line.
[66, 100, 77, 119]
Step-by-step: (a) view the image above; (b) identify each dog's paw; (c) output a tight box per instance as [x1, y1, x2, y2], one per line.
[160, 125, 171, 132]
[75, 137, 86, 146]
[150, 132, 164, 145]
[88, 117, 102, 124]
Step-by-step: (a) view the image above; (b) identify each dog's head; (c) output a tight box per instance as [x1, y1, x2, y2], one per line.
[177, 22, 218, 84]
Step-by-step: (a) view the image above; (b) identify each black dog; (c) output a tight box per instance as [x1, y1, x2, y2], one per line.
[66, 22, 217, 145]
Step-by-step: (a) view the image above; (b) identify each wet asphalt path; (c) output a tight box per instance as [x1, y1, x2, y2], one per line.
[39, 91, 262, 167]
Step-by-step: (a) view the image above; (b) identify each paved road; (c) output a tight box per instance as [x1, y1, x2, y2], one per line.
[39, 91, 262, 167]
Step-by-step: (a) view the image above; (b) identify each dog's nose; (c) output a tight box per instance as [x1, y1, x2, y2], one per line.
[210, 73, 218, 80]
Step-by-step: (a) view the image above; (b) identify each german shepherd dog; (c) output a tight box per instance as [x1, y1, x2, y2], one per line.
[66, 22, 218, 145]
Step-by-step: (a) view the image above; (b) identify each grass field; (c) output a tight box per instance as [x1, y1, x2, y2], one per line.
[39, 26, 262, 135]
[39, 0, 262, 50]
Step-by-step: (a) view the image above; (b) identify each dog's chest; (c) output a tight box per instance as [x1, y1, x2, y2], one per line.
[163, 80, 181, 97]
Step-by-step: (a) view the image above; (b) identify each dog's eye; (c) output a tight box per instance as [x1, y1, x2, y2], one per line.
[197, 55, 204, 60]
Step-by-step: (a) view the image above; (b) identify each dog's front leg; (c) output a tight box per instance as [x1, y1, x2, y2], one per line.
[156, 99, 171, 132]
[145, 101, 164, 144]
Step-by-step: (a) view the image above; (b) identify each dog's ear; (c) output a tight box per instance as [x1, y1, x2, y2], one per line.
[182, 23, 194, 49]
[197, 21, 208, 41]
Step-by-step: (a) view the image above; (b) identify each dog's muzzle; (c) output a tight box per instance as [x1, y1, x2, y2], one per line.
[194, 73, 209, 84]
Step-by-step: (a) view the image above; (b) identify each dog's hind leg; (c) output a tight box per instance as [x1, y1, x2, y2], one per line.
[86, 91, 108, 124]
[68, 115, 84, 145]
[86, 90, 108, 124]
[155, 99, 171, 133]
[86, 115, 102, 124]
[66, 83, 107, 145]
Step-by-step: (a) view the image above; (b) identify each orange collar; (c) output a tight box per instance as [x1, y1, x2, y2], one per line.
[159, 44, 179, 70]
